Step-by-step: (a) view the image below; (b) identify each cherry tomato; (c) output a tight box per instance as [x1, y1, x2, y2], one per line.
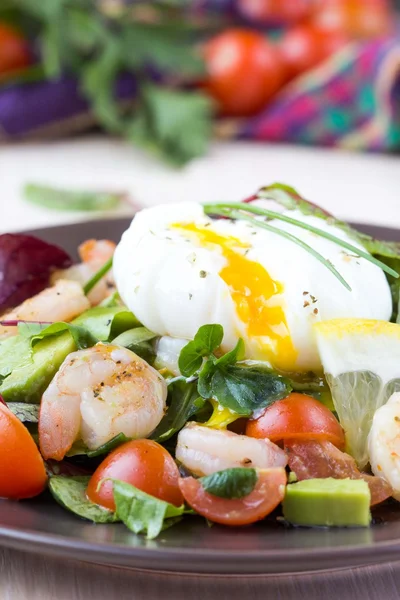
[0, 22, 31, 77]
[237, 0, 315, 26]
[311, 0, 393, 39]
[279, 25, 348, 80]
[179, 468, 286, 526]
[0, 403, 47, 499]
[87, 439, 184, 511]
[246, 393, 345, 450]
[204, 29, 286, 117]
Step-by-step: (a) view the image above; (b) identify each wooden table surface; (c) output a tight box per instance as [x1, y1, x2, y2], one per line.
[1, 548, 400, 600]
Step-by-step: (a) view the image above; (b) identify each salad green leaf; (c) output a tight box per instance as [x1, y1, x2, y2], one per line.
[113, 480, 187, 539]
[73, 306, 140, 341]
[67, 433, 130, 458]
[200, 468, 257, 499]
[30, 322, 98, 350]
[7, 402, 39, 423]
[112, 327, 157, 364]
[200, 364, 292, 417]
[151, 379, 205, 443]
[49, 476, 119, 523]
[24, 184, 123, 212]
[178, 324, 223, 377]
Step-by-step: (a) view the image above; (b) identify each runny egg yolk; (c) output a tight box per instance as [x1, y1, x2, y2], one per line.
[171, 222, 297, 371]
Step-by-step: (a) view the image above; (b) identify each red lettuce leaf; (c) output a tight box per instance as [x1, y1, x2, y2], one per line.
[0, 234, 72, 313]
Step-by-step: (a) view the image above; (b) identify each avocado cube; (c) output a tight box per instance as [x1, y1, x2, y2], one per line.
[283, 478, 371, 527]
[0, 331, 76, 403]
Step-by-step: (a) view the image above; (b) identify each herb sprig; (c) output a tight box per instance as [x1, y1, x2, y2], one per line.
[203, 201, 399, 291]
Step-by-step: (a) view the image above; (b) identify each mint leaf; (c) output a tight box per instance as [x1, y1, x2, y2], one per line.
[178, 324, 223, 377]
[151, 379, 205, 443]
[128, 84, 213, 167]
[113, 479, 187, 539]
[49, 476, 119, 524]
[200, 468, 257, 499]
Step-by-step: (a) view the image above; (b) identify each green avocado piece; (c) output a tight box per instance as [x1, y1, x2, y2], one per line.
[283, 478, 371, 528]
[0, 331, 76, 403]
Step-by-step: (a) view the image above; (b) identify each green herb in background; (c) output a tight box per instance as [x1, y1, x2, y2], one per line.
[8, 0, 214, 166]
[24, 184, 125, 212]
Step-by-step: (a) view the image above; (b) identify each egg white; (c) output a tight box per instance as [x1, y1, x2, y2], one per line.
[113, 201, 392, 372]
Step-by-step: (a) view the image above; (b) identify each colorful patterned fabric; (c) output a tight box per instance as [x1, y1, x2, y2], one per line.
[237, 37, 400, 152]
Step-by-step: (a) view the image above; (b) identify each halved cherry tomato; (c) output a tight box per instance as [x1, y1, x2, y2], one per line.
[311, 0, 393, 39]
[279, 25, 348, 80]
[179, 468, 286, 526]
[0, 22, 31, 77]
[87, 439, 184, 511]
[204, 29, 286, 117]
[0, 403, 47, 499]
[246, 392, 345, 450]
[237, 0, 314, 26]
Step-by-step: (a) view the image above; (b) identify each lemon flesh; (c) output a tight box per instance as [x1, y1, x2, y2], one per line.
[314, 319, 400, 469]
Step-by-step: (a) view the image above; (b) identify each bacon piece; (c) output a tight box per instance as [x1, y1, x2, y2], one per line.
[285, 439, 392, 506]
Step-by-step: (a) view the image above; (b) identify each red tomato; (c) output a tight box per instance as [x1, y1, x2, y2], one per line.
[0, 23, 31, 77]
[204, 29, 286, 117]
[179, 468, 286, 526]
[279, 25, 348, 80]
[87, 439, 184, 511]
[311, 0, 393, 39]
[246, 392, 345, 450]
[237, 0, 314, 25]
[0, 403, 47, 499]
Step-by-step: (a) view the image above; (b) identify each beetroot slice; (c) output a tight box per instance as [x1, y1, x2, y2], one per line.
[0, 234, 72, 313]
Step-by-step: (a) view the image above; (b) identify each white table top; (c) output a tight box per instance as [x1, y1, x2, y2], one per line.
[1, 136, 399, 234]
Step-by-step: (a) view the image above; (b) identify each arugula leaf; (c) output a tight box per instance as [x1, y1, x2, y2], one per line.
[178, 324, 223, 377]
[24, 183, 123, 212]
[73, 306, 140, 341]
[112, 327, 157, 364]
[151, 379, 205, 443]
[128, 84, 213, 167]
[49, 476, 119, 523]
[7, 402, 39, 423]
[67, 432, 130, 458]
[200, 468, 257, 499]
[113, 479, 187, 539]
[30, 322, 98, 350]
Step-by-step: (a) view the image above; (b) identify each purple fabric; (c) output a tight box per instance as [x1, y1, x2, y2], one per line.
[0, 74, 137, 138]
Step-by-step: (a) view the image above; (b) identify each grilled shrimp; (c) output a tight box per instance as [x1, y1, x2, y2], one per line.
[0, 279, 90, 338]
[39, 343, 167, 460]
[176, 422, 287, 477]
[369, 392, 400, 501]
[51, 239, 116, 306]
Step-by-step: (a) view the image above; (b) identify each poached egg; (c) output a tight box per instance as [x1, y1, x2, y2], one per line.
[113, 202, 392, 372]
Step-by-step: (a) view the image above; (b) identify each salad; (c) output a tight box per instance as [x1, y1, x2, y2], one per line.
[1, 183, 400, 538]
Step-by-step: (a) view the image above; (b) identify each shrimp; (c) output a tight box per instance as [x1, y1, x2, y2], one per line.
[38, 343, 167, 460]
[175, 422, 287, 477]
[51, 239, 116, 306]
[0, 279, 90, 338]
[369, 392, 400, 501]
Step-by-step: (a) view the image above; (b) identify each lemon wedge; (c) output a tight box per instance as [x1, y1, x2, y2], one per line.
[314, 319, 400, 469]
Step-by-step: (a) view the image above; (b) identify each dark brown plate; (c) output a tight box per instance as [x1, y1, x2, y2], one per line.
[0, 217, 399, 575]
